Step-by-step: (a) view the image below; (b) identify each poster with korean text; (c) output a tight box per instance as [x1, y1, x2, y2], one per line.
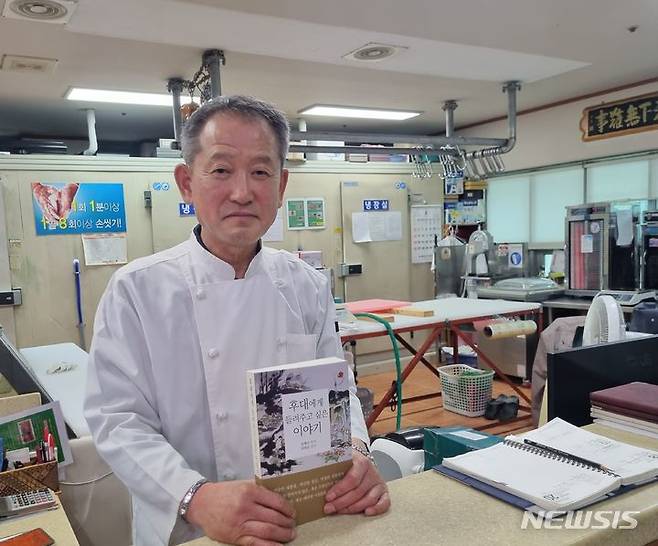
[32, 182, 127, 236]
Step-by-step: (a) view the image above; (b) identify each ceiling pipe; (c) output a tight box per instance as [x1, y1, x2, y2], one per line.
[290, 81, 520, 157]
[442, 100, 458, 138]
[82, 109, 97, 156]
[202, 49, 225, 99]
[464, 81, 521, 160]
[167, 78, 185, 150]
[288, 131, 507, 148]
[288, 144, 437, 156]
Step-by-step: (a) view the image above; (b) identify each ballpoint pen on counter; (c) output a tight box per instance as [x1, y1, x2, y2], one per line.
[523, 439, 621, 477]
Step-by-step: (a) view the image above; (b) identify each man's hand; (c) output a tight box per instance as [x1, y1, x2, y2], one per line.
[324, 448, 390, 517]
[186, 480, 296, 546]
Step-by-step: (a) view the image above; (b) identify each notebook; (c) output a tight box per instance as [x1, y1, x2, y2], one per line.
[441, 418, 658, 512]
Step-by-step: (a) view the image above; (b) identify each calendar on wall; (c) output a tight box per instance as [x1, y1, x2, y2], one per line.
[410, 204, 442, 264]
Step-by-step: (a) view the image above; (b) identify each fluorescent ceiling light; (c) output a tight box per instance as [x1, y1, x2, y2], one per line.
[66, 87, 197, 106]
[299, 105, 420, 121]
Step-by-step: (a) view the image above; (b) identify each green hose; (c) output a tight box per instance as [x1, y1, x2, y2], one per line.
[354, 313, 403, 430]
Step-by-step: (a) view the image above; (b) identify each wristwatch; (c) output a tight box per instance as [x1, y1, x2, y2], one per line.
[178, 478, 209, 522]
[352, 442, 376, 465]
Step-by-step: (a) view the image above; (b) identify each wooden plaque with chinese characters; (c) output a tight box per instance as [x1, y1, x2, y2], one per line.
[246, 357, 353, 524]
[580, 91, 658, 141]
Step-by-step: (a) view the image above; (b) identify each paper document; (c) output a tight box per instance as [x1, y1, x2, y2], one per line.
[519, 417, 658, 484]
[263, 208, 284, 242]
[410, 205, 442, 264]
[615, 208, 634, 246]
[550, 250, 565, 274]
[352, 211, 402, 243]
[581, 234, 593, 254]
[82, 233, 127, 266]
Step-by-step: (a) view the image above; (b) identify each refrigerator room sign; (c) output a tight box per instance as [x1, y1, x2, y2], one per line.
[32, 182, 127, 236]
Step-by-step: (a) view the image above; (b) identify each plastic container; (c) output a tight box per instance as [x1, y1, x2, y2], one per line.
[438, 364, 494, 417]
[441, 346, 478, 368]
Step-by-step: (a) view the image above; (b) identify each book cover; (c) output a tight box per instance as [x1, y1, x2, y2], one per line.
[246, 356, 353, 524]
[590, 382, 658, 418]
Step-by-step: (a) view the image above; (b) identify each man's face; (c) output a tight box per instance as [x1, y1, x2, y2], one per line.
[175, 112, 288, 256]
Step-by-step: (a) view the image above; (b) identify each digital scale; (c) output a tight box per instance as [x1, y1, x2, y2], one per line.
[597, 290, 657, 306]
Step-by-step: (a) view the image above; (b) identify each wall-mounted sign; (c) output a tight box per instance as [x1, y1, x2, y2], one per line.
[285, 198, 326, 230]
[363, 199, 389, 211]
[286, 199, 306, 230]
[179, 203, 196, 216]
[580, 91, 658, 142]
[32, 182, 126, 236]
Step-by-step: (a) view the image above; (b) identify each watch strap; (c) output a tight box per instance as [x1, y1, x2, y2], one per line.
[178, 478, 209, 522]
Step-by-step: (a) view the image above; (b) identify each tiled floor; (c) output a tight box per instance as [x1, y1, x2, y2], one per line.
[357, 365, 535, 438]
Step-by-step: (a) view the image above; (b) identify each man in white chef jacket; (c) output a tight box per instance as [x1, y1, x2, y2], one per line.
[84, 95, 389, 546]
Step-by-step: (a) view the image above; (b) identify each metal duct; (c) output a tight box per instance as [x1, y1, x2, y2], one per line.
[82, 108, 97, 156]
[464, 81, 520, 161]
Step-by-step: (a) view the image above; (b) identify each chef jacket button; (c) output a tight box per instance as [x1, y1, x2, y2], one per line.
[277, 337, 285, 346]
[195, 288, 206, 299]
[207, 348, 219, 358]
[224, 471, 235, 480]
[274, 279, 285, 288]
[217, 411, 228, 421]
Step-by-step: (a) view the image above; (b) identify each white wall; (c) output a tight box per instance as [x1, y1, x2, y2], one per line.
[0, 157, 440, 367]
[461, 81, 658, 171]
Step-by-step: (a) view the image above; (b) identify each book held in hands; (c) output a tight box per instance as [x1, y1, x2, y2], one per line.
[246, 356, 353, 524]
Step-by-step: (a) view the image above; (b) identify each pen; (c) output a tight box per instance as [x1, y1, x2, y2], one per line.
[523, 439, 621, 477]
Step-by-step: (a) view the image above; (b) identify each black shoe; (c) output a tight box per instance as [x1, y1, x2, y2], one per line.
[484, 394, 506, 420]
[498, 395, 519, 421]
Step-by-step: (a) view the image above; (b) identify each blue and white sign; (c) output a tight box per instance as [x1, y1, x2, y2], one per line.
[363, 199, 390, 211]
[32, 182, 126, 236]
[179, 202, 196, 216]
[152, 182, 170, 191]
[508, 243, 524, 268]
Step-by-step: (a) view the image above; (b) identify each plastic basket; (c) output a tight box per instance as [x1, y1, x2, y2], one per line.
[438, 364, 494, 417]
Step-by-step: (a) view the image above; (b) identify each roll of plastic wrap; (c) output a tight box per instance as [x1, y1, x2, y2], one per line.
[473, 318, 506, 332]
[483, 320, 537, 339]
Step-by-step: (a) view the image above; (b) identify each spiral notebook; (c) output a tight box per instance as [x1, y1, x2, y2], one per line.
[441, 418, 658, 512]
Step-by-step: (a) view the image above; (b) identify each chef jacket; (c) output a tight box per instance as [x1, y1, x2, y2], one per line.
[84, 232, 369, 545]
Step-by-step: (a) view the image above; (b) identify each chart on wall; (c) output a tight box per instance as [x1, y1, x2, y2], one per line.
[286, 198, 326, 230]
[410, 205, 442, 263]
[31, 182, 126, 236]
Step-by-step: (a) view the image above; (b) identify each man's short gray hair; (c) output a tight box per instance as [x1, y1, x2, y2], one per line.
[180, 95, 290, 167]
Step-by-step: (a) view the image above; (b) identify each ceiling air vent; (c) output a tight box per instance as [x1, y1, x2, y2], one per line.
[342, 43, 408, 63]
[1, 0, 77, 23]
[1, 54, 58, 74]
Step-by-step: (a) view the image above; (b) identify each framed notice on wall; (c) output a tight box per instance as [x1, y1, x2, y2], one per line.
[286, 198, 326, 230]
[580, 91, 658, 142]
